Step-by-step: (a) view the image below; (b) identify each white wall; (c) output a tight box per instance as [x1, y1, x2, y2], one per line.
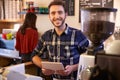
[114, 0, 120, 27]
[34, 0, 120, 34]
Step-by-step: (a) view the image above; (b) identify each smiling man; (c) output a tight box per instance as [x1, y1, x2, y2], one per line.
[31, 0, 89, 80]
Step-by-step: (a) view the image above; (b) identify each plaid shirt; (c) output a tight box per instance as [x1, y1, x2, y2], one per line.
[32, 24, 89, 80]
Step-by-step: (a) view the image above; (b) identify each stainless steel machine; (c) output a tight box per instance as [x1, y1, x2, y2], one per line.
[77, 7, 117, 80]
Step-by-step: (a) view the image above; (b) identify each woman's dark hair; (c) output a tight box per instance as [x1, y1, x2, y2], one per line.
[48, 0, 67, 13]
[19, 12, 37, 34]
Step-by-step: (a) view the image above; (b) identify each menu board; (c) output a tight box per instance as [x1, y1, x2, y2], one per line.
[63, 0, 75, 16]
[55, 0, 75, 16]
[79, 0, 113, 22]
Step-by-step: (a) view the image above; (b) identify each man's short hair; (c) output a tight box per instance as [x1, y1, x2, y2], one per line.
[48, 0, 67, 13]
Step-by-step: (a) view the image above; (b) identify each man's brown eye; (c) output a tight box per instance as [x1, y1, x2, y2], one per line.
[51, 12, 55, 15]
[58, 11, 63, 14]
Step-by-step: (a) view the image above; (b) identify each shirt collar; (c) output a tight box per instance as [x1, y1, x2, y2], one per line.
[51, 24, 70, 35]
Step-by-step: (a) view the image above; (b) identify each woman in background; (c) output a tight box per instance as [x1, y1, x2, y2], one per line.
[15, 12, 38, 62]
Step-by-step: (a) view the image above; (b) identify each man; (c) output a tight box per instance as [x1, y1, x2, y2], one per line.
[31, 0, 89, 80]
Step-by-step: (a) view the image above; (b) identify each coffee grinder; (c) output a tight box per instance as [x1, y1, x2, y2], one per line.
[77, 7, 117, 80]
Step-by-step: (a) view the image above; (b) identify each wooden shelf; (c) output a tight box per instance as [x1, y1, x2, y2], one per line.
[18, 11, 48, 15]
[0, 19, 23, 23]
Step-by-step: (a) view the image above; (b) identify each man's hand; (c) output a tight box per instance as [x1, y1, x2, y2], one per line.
[42, 68, 55, 75]
[56, 64, 78, 76]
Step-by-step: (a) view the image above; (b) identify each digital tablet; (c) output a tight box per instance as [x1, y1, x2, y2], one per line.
[41, 62, 64, 71]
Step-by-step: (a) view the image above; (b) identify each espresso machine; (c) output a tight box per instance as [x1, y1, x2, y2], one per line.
[77, 7, 117, 80]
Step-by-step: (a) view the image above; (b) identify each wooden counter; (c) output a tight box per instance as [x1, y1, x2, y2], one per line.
[25, 62, 52, 80]
[24, 62, 38, 76]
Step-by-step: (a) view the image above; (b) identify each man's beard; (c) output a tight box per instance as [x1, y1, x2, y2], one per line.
[51, 17, 66, 28]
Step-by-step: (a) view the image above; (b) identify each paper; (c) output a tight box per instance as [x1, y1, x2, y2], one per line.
[42, 62, 64, 71]
[7, 63, 25, 74]
[25, 74, 42, 80]
[7, 70, 26, 80]
[7, 71, 43, 80]
[5, 63, 43, 80]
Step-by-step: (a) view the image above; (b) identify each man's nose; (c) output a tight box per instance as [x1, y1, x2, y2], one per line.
[55, 12, 60, 18]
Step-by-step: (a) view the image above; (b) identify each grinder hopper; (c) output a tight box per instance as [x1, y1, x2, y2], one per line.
[81, 7, 117, 54]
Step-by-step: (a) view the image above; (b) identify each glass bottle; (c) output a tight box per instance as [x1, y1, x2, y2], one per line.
[79, 66, 92, 80]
